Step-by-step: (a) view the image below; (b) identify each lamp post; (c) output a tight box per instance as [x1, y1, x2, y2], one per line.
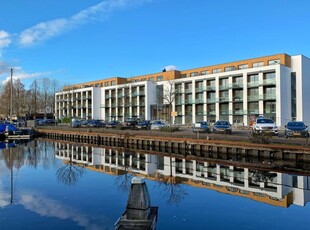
[10, 68, 13, 123]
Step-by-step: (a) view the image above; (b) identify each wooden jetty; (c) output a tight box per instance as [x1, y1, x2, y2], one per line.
[36, 128, 310, 164]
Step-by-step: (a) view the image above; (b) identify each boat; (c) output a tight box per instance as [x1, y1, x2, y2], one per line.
[0, 124, 35, 140]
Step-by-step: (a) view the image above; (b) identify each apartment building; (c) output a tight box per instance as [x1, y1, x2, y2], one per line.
[55, 53, 310, 126]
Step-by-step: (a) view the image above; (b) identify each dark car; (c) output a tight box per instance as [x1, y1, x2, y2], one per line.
[192, 121, 210, 133]
[213, 120, 232, 134]
[106, 121, 120, 128]
[87, 120, 105, 128]
[122, 118, 138, 130]
[136, 120, 151, 130]
[285, 121, 309, 138]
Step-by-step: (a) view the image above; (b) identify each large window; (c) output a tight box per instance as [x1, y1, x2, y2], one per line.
[238, 64, 248, 70]
[253, 62, 264, 67]
[212, 68, 221, 74]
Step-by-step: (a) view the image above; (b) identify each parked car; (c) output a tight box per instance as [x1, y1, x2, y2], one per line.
[87, 120, 105, 128]
[192, 121, 210, 133]
[80, 120, 90, 127]
[284, 121, 309, 138]
[70, 120, 81, 128]
[121, 118, 138, 129]
[150, 120, 168, 130]
[252, 117, 278, 136]
[213, 120, 232, 134]
[106, 121, 120, 128]
[136, 120, 151, 130]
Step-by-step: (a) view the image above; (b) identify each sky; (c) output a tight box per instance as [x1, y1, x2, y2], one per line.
[0, 0, 310, 88]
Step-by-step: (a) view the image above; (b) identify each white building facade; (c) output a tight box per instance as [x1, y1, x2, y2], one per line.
[55, 53, 310, 126]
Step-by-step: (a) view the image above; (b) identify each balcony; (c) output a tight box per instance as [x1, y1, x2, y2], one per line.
[219, 85, 229, 90]
[207, 98, 216, 103]
[247, 81, 259, 88]
[195, 86, 206, 92]
[175, 100, 183, 105]
[185, 88, 192, 93]
[207, 85, 216, 91]
[231, 83, 243, 89]
[220, 110, 229, 115]
[185, 99, 193, 104]
[247, 95, 259, 101]
[262, 78, 276, 86]
[248, 109, 259, 114]
[231, 109, 246, 115]
[175, 88, 183, 94]
[208, 111, 216, 115]
[233, 96, 243, 102]
[260, 94, 276, 100]
[219, 97, 230, 102]
[194, 98, 205, 104]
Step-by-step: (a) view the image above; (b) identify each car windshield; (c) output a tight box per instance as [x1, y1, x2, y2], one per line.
[215, 121, 229, 125]
[256, 119, 273, 124]
[287, 122, 305, 127]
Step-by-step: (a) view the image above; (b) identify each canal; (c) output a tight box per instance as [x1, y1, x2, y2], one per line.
[0, 139, 310, 230]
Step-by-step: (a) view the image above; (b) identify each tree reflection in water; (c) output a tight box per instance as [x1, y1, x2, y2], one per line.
[56, 154, 85, 186]
[157, 176, 188, 206]
[114, 152, 134, 193]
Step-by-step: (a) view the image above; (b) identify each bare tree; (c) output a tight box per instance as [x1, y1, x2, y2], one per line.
[162, 80, 176, 123]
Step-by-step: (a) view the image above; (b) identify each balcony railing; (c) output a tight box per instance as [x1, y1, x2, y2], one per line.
[194, 98, 205, 104]
[219, 85, 229, 90]
[248, 109, 259, 114]
[219, 97, 229, 102]
[231, 83, 243, 88]
[220, 110, 229, 115]
[247, 95, 259, 101]
[185, 88, 192, 93]
[260, 94, 277, 100]
[233, 96, 243, 102]
[195, 86, 206, 92]
[207, 85, 216, 91]
[262, 78, 276, 85]
[247, 81, 259, 88]
[207, 98, 216, 103]
[185, 99, 193, 104]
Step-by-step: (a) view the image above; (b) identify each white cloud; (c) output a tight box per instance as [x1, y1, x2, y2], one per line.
[162, 65, 177, 71]
[0, 30, 11, 48]
[1, 68, 55, 85]
[19, 0, 152, 46]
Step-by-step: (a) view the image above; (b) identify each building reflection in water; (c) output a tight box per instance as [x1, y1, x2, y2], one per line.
[54, 142, 310, 207]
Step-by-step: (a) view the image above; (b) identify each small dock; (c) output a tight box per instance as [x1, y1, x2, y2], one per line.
[37, 129, 310, 164]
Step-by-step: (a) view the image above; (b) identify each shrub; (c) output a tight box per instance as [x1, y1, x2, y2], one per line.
[249, 131, 272, 144]
[160, 126, 179, 132]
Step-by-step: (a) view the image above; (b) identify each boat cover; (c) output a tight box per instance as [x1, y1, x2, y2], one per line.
[0, 124, 18, 133]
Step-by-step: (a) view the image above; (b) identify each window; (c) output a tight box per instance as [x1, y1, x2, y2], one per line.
[181, 73, 187, 78]
[268, 59, 280, 65]
[156, 75, 163, 81]
[190, 72, 199, 77]
[253, 62, 264, 67]
[224, 66, 236, 72]
[238, 64, 248, 70]
[201, 70, 209, 75]
[149, 77, 154, 81]
[212, 68, 221, 73]
[111, 80, 116, 86]
[104, 82, 109, 86]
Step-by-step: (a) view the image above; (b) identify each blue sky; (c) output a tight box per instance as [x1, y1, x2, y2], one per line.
[0, 0, 310, 88]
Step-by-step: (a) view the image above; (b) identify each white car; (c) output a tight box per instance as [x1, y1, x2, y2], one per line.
[252, 118, 278, 136]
